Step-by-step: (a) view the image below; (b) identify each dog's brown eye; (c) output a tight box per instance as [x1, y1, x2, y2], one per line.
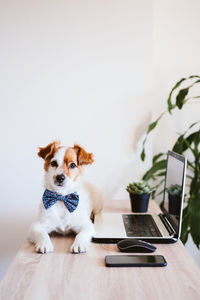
[69, 163, 77, 169]
[51, 160, 58, 167]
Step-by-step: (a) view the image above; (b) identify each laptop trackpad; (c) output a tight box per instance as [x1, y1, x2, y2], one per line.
[94, 213, 127, 238]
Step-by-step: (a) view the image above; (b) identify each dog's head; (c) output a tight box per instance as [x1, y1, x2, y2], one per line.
[38, 141, 94, 194]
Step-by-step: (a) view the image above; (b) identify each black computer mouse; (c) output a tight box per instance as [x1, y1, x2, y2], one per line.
[117, 239, 157, 253]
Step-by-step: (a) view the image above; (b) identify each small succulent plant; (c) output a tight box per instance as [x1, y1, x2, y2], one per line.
[126, 180, 155, 195]
[166, 184, 182, 196]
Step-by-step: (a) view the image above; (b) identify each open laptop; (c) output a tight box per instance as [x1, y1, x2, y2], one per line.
[93, 150, 187, 244]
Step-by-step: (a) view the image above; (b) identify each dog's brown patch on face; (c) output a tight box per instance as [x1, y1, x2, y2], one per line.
[62, 148, 82, 181]
[62, 145, 94, 181]
[38, 141, 61, 171]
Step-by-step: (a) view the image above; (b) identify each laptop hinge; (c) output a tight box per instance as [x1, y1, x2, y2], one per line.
[159, 213, 176, 236]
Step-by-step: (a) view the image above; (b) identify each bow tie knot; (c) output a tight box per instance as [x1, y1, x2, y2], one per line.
[42, 189, 79, 212]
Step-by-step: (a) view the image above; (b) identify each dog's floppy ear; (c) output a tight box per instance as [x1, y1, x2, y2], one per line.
[38, 141, 60, 160]
[73, 144, 94, 166]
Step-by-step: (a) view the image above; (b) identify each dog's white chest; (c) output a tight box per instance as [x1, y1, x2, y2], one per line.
[44, 195, 90, 234]
[52, 202, 75, 233]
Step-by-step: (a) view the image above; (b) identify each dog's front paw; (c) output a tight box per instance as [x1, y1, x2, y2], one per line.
[70, 241, 89, 254]
[35, 239, 54, 254]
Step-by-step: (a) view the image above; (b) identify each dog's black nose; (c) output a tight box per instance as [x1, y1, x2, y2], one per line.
[56, 174, 65, 183]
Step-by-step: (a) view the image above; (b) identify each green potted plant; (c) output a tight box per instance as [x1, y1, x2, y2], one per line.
[166, 184, 182, 215]
[140, 75, 200, 248]
[126, 180, 155, 212]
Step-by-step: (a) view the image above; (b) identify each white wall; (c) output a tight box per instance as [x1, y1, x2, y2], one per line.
[0, 0, 153, 215]
[153, 0, 200, 149]
[0, 0, 200, 279]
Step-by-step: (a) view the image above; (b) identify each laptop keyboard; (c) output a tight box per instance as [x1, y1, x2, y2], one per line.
[122, 214, 162, 237]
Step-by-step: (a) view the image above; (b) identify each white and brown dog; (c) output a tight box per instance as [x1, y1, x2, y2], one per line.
[29, 141, 103, 254]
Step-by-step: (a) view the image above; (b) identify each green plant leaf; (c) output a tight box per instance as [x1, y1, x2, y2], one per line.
[189, 197, 200, 248]
[185, 96, 200, 102]
[142, 159, 167, 181]
[141, 137, 147, 161]
[184, 130, 200, 158]
[153, 153, 164, 164]
[186, 174, 194, 180]
[180, 206, 189, 244]
[178, 80, 200, 108]
[192, 129, 200, 150]
[193, 79, 200, 84]
[160, 200, 164, 209]
[188, 177, 200, 248]
[172, 128, 200, 155]
[176, 88, 189, 109]
[141, 114, 165, 161]
[147, 120, 158, 134]
[167, 77, 186, 113]
[167, 76, 200, 113]
[172, 135, 185, 154]
[157, 171, 166, 177]
[188, 75, 200, 79]
[141, 148, 145, 161]
[147, 113, 165, 135]
[181, 229, 189, 245]
[184, 121, 200, 134]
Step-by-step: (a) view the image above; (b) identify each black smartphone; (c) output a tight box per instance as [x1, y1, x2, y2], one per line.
[105, 255, 167, 267]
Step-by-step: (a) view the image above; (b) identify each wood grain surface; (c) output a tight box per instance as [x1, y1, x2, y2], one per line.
[0, 200, 200, 300]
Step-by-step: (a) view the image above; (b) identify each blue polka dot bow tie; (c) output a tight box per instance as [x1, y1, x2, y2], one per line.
[42, 189, 79, 212]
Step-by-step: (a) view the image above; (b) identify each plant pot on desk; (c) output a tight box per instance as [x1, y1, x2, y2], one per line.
[129, 193, 150, 213]
[168, 194, 181, 215]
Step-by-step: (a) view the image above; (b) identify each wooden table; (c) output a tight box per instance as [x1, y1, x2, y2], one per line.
[1, 200, 200, 300]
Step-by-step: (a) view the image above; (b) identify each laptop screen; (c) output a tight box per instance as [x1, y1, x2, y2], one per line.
[163, 151, 186, 235]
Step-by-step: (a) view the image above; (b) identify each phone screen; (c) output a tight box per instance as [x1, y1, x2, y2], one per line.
[105, 255, 167, 267]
